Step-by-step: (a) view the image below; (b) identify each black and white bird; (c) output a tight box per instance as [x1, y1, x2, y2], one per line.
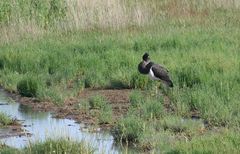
[138, 52, 173, 88]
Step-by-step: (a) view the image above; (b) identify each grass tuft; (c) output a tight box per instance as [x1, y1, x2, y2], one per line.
[130, 73, 149, 89]
[17, 77, 38, 97]
[0, 112, 14, 126]
[25, 138, 93, 154]
[77, 95, 113, 124]
[0, 138, 93, 154]
[112, 115, 144, 143]
[89, 95, 108, 110]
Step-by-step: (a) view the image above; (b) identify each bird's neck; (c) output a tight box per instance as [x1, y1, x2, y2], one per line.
[146, 61, 154, 70]
[144, 59, 150, 64]
[138, 61, 150, 74]
[143, 61, 154, 73]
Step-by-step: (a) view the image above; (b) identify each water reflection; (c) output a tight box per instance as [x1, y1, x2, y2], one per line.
[0, 91, 120, 154]
[18, 104, 49, 120]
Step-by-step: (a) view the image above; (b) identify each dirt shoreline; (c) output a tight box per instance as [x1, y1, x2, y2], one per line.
[0, 124, 28, 139]
[4, 88, 132, 130]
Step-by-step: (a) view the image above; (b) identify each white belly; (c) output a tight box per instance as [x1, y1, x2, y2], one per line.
[148, 67, 160, 80]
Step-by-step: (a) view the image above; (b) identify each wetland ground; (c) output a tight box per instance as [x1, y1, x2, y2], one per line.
[1, 0, 240, 153]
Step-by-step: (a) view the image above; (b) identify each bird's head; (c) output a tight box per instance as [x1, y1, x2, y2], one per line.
[142, 52, 150, 61]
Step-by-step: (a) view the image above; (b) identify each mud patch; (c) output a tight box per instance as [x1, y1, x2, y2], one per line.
[5, 88, 178, 131]
[0, 124, 27, 139]
[6, 89, 132, 129]
[78, 89, 131, 117]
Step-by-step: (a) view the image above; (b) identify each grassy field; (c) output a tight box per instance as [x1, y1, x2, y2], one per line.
[0, 0, 240, 153]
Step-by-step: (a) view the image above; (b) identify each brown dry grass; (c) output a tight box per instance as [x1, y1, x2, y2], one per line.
[0, 0, 239, 45]
[63, 0, 153, 30]
[0, 22, 44, 45]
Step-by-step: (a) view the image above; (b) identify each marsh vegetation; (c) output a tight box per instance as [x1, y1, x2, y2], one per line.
[0, 0, 240, 153]
[0, 112, 16, 126]
[0, 138, 93, 154]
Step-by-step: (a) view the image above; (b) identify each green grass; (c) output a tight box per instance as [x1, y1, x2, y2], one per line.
[25, 138, 93, 154]
[0, 112, 14, 126]
[0, 145, 20, 154]
[128, 91, 164, 120]
[0, 0, 240, 152]
[160, 116, 204, 136]
[17, 76, 38, 97]
[112, 115, 145, 143]
[165, 129, 240, 154]
[77, 95, 113, 124]
[0, 138, 93, 154]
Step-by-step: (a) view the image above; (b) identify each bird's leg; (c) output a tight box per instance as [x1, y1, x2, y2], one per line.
[155, 85, 158, 95]
[155, 82, 161, 95]
[160, 81, 169, 95]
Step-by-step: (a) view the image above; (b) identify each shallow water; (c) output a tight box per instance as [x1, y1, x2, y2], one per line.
[0, 90, 120, 154]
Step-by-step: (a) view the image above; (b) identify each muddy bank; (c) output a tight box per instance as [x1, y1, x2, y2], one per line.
[5, 89, 132, 129]
[0, 125, 27, 139]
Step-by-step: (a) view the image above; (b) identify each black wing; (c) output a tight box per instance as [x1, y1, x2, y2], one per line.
[152, 64, 173, 87]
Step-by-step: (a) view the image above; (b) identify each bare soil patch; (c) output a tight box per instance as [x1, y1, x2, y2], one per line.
[5, 88, 179, 129]
[6, 89, 132, 129]
[78, 89, 131, 117]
